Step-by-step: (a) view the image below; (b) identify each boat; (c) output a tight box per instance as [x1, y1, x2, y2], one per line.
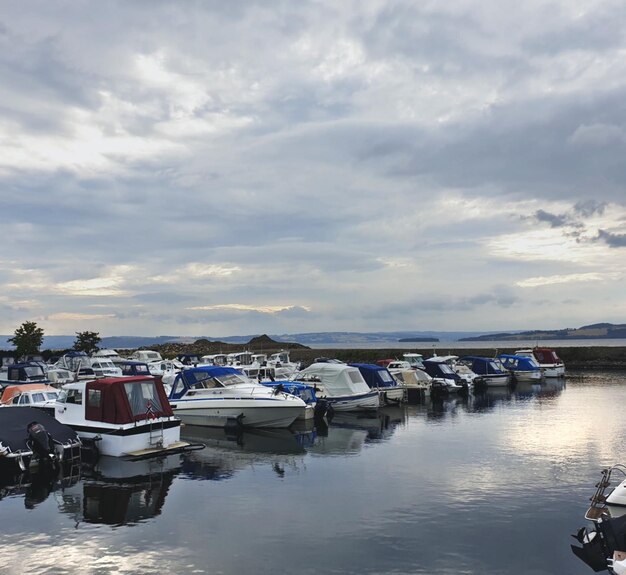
[0, 406, 82, 474]
[0, 383, 60, 413]
[91, 348, 125, 366]
[515, 347, 565, 378]
[54, 376, 196, 459]
[387, 367, 432, 401]
[267, 351, 301, 379]
[129, 350, 163, 363]
[53, 352, 96, 380]
[89, 358, 123, 378]
[422, 357, 469, 395]
[0, 362, 50, 387]
[349, 363, 406, 404]
[458, 356, 511, 387]
[497, 354, 543, 383]
[119, 360, 153, 377]
[403, 353, 427, 370]
[572, 465, 626, 573]
[167, 366, 306, 428]
[290, 362, 380, 412]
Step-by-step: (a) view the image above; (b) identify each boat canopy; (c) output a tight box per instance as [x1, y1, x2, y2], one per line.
[0, 362, 48, 383]
[461, 356, 507, 376]
[423, 358, 462, 381]
[350, 364, 398, 389]
[533, 347, 561, 364]
[262, 381, 317, 404]
[294, 363, 372, 396]
[84, 376, 173, 424]
[497, 354, 541, 371]
[0, 406, 79, 456]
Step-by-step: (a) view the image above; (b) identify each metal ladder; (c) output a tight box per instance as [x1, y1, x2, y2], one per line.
[148, 421, 164, 448]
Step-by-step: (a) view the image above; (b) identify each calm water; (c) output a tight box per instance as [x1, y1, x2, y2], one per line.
[1, 371, 625, 575]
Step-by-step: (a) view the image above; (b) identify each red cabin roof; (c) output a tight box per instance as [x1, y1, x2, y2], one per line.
[84, 376, 173, 424]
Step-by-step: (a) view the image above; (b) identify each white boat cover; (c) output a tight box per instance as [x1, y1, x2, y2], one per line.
[297, 363, 372, 397]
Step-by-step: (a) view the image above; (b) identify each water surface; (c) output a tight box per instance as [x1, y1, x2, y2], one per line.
[1, 371, 624, 574]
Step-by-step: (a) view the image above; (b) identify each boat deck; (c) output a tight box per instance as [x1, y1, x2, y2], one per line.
[122, 441, 197, 460]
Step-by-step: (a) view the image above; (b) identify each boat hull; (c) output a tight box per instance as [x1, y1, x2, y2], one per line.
[541, 364, 565, 378]
[68, 418, 182, 458]
[170, 400, 303, 428]
[323, 391, 380, 412]
[510, 370, 543, 383]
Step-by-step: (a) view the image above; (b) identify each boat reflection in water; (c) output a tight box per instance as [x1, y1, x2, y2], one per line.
[180, 425, 313, 481]
[179, 406, 407, 478]
[57, 454, 183, 526]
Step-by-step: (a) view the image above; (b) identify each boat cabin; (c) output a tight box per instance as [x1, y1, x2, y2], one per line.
[460, 356, 507, 376]
[177, 354, 202, 366]
[0, 362, 49, 386]
[57, 377, 174, 425]
[350, 363, 400, 390]
[130, 350, 163, 363]
[120, 361, 152, 377]
[169, 366, 250, 400]
[532, 347, 562, 365]
[0, 384, 60, 407]
[228, 352, 253, 366]
[497, 354, 541, 372]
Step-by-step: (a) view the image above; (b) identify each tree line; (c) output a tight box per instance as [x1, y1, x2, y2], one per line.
[6, 321, 101, 359]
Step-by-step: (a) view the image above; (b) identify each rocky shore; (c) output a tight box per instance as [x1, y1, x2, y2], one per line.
[285, 346, 626, 370]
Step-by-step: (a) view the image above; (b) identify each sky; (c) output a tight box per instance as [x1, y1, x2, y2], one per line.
[1, 0, 626, 338]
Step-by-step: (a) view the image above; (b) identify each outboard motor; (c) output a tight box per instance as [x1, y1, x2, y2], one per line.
[26, 421, 58, 468]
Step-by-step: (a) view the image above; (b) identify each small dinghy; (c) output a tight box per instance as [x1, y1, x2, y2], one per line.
[0, 406, 82, 474]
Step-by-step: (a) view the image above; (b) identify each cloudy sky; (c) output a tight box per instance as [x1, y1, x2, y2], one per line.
[1, 0, 626, 338]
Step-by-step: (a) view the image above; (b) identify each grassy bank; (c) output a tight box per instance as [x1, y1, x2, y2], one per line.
[286, 346, 626, 370]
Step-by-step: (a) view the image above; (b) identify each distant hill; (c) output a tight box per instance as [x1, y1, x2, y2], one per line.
[459, 323, 626, 342]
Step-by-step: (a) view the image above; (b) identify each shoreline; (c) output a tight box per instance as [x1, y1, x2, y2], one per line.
[287, 346, 626, 370]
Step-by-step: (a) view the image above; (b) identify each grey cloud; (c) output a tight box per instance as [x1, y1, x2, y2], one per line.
[574, 200, 607, 218]
[597, 230, 626, 248]
[533, 210, 570, 228]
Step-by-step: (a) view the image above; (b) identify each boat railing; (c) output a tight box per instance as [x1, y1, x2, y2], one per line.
[586, 464, 626, 520]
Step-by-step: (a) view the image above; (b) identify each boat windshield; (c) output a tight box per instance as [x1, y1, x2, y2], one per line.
[379, 370, 394, 383]
[124, 381, 163, 417]
[215, 372, 249, 387]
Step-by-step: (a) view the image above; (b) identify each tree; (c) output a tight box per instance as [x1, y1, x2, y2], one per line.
[73, 331, 101, 354]
[9, 321, 45, 358]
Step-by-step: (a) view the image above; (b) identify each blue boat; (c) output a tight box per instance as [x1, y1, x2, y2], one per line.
[0, 362, 50, 388]
[349, 363, 406, 404]
[497, 354, 543, 383]
[459, 356, 511, 387]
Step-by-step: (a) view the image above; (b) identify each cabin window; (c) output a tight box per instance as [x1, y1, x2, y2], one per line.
[348, 370, 363, 384]
[8, 369, 19, 381]
[19, 394, 30, 404]
[11, 396, 21, 404]
[379, 371, 394, 383]
[124, 381, 163, 417]
[215, 373, 246, 387]
[87, 389, 102, 408]
[46, 392, 58, 400]
[32, 393, 45, 402]
[64, 389, 83, 405]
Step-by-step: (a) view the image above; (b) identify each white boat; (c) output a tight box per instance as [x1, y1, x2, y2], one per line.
[267, 351, 300, 379]
[402, 353, 427, 370]
[515, 347, 566, 378]
[55, 376, 191, 459]
[92, 348, 125, 365]
[291, 362, 380, 412]
[90, 358, 123, 378]
[168, 366, 306, 428]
